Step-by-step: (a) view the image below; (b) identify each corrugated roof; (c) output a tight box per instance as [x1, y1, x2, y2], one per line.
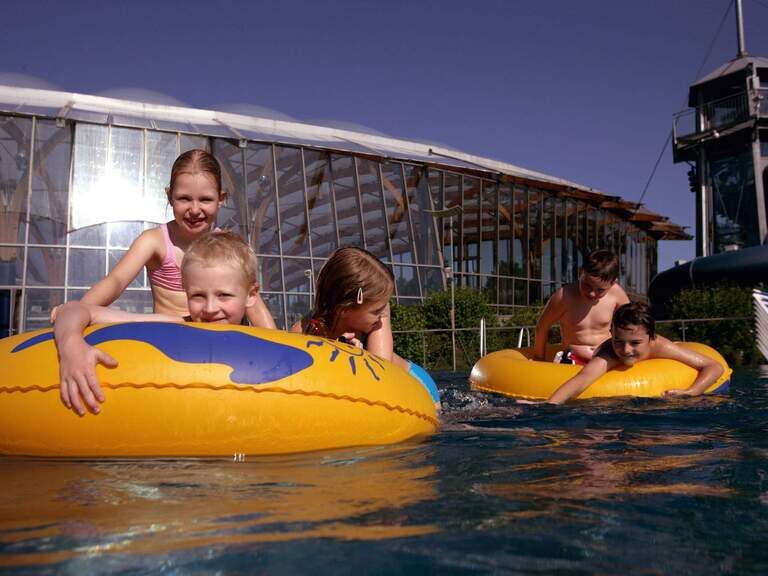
[0, 84, 690, 240]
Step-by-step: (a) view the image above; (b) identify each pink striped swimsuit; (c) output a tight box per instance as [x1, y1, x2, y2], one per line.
[148, 223, 183, 292]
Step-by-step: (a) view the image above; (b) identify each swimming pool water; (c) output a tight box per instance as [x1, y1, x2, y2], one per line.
[1, 368, 767, 574]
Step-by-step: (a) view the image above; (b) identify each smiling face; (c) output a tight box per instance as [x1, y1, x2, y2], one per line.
[184, 261, 256, 325]
[578, 272, 614, 303]
[169, 172, 225, 239]
[611, 323, 653, 366]
[338, 298, 389, 337]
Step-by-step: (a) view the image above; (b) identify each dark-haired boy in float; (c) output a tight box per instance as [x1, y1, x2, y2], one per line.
[527, 302, 724, 404]
[533, 249, 630, 365]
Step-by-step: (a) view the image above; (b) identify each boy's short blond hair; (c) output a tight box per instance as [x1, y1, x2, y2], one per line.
[181, 231, 257, 288]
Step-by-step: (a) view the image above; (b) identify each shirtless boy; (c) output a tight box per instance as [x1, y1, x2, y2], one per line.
[533, 249, 629, 363]
[543, 302, 724, 404]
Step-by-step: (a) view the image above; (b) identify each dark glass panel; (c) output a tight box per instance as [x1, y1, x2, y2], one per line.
[0, 246, 23, 286]
[70, 223, 106, 247]
[180, 135, 209, 153]
[393, 264, 420, 299]
[404, 164, 440, 267]
[24, 288, 64, 331]
[68, 248, 105, 287]
[144, 131, 177, 223]
[419, 266, 444, 297]
[528, 188, 542, 280]
[283, 258, 312, 293]
[480, 180, 497, 275]
[213, 139, 247, 238]
[26, 247, 65, 286]
[29, 119, 70, 245]
[513, 185, 527, 278]
[711, 145, 759, 252]
[262, 293, 286, 330]
[566, 200, 578, 282]
[286, 294, 311, 331]
[498, 183, 513, 277]
[109, 222, 145, 249]
[304, 149, 337, 258]
[499, 276, 514, 306]
[357, 158, 388, 260]
[542, 195, 555, 283]
[0, 117, 31, 247]
[443, 173, 461, 273]
[381, 162, 412, 264]
[258, 256, 284, 293]
[514, 278, 527, 306]
[245, 143, 279, 255]
[331, 154, 363, 249]
[461, 177, 480, 278]
[275, 146, 309, 257]
[481, 275, 497, 305]
[529, 280, 542, 306]
[555, 198, 565, 288]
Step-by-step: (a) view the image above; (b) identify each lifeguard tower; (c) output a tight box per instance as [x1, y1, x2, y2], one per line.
[672, 1, 768, 257]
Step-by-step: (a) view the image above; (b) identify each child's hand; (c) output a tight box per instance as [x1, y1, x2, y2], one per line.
[339, 332, 363, 349]
[58, 340, 118, 416]
[516, 398, 545, 405]
[50, 304, 61, 324]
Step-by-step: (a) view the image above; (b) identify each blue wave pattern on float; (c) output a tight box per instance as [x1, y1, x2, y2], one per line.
[11, 323, 314, 385]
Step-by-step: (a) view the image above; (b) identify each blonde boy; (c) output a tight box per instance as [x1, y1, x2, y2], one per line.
[534, 249, 630, 363]
[55, 231, 272, 416]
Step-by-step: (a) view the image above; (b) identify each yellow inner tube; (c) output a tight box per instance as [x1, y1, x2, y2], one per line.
[0, 322, 438, 457]
[470, 343, 732, 400]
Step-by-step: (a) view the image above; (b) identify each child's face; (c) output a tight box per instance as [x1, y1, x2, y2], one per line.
[184, 262, 256, 324]
[340, 298, 389, 336]
[170, 172, 225, 237]
[578, 273, 614, 303]
[611, 323, 652, 366]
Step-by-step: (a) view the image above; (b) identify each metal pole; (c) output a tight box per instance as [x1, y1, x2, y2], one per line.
[450, 214, 457, 372]
[735, 0, 747, 58]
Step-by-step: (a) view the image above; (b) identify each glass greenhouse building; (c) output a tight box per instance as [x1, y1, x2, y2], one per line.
[0, 85, 688, 335]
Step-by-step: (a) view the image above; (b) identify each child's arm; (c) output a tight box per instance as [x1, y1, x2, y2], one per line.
[80, 230, 160, 307]
[54, 302, 117, 416]
[656, 339, 725, 398]
[533, 289, 564, 360]
[245, 291, 277, 329]
[366, 303, 394, 362]
[546, 353, 615, 404]
[55, 301, 180, 416]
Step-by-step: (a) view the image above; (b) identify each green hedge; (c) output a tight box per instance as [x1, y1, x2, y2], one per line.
[660, 283, 760, 366]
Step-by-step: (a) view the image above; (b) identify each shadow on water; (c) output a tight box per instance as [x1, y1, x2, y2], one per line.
[1, 368, 768, 574]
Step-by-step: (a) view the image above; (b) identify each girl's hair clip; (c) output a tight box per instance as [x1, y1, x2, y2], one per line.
[356, 287, 364, 305]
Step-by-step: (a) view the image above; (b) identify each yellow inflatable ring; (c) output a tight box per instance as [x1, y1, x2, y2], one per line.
[470, 342, 732, 400]
[0, 322, 438, 457]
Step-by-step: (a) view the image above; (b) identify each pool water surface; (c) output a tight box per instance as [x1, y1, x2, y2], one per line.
[1, 368, 767, 574]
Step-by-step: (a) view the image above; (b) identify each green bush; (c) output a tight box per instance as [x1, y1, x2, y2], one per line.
[661, 283, 760, 366]
[390, 301, 426, 366]
[421, 288, 499, 369]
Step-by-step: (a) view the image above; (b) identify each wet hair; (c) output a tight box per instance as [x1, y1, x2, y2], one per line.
[181, 231, 257, 289]
[582, 249, 620, 282]
[305, 246, 394, 336]
[166, 149, 223, 202]
[612, 301, 655, 339]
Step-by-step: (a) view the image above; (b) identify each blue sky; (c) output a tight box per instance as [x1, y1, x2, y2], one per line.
[2, 0, 767, 271]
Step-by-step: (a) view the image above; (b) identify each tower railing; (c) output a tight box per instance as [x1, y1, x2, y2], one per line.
[673, 90, 753, 141]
